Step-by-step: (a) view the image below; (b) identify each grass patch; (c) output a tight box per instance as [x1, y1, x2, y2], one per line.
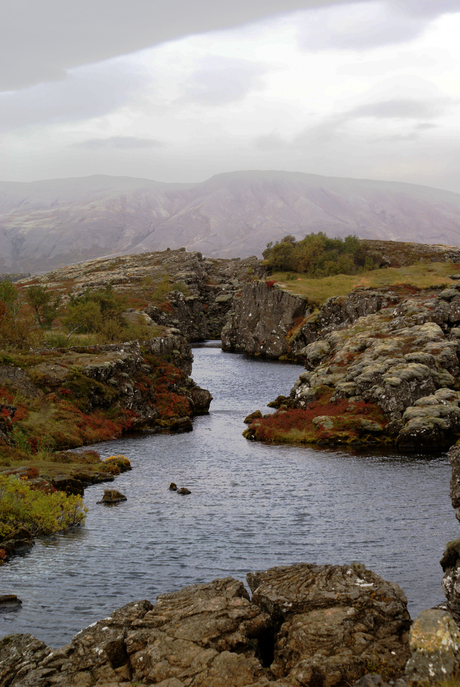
[271, 261, 458, 305]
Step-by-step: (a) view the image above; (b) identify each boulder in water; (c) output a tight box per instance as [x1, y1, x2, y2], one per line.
[98, 489, 127, 504]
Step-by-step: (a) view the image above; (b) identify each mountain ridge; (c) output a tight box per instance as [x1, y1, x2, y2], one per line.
[1, 170, 460, 273]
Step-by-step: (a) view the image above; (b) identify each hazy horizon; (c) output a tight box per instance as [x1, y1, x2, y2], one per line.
[1, 169, 460, 198]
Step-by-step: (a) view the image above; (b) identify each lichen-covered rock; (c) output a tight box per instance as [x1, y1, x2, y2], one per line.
[405, 609, 460, 685]
[448, 444, 460, 523]
[440, 539, 460, 625]
[0, 564, 411, 687]
[0, 634, 53, 687]
[260, 291, 460, 448]
[248, 563, 411, 686]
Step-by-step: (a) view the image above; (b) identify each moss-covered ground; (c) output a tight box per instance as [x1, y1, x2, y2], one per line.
[271, 261, 459, 305]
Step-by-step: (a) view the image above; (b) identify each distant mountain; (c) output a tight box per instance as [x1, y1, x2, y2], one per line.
[1, 170, 460, 273]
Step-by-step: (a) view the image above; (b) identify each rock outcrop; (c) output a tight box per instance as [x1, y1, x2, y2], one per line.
[21, 248, 264, 343]
[222, 283, 310, 358]
[0, 332, 212, 458]
[244, 284, 460, 449]
[0, 562, 411, 687]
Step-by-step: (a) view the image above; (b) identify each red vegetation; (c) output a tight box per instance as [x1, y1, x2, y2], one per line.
[153, 363, 190, 419]
[265, 280, 277, 288]
[250, 390, 387, 444]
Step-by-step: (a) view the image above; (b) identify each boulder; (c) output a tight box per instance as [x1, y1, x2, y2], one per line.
[190, 386, 213, 414]
[0, 594, 22, 610]
[247, 562, 411, 685]
[177, 487, 191, 495]
[99, 489, 127, 504]
[50, 475, 84, 496]
[244, 410, 263, 424]
[405, 609, 460, 685]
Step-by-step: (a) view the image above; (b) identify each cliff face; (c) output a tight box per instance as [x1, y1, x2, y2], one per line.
[221, 282, 310, 358]
[221, 283, 397, 360]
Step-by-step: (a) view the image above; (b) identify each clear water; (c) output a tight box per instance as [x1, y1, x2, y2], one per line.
[1, 343, 458, 647]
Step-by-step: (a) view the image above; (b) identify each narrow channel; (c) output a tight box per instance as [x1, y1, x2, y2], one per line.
[1, 343, 458, 647]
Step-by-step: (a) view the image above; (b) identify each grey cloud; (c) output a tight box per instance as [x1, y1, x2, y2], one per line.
[388, 0, 460, 17]
[372, 132, 418, 142]
[73, 137, 163, 151]
[0, 0, 373, 93]
[0, 61, 146, 132]
[348, 98, 446, 120]
[296, 0, 459, 53]
[296, 4, 426, 52]
[182, 56, 266, 106]
[253, 133, 288, 151]
[253, 99, 445, 151]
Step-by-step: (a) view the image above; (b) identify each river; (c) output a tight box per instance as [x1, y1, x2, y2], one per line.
[0, 342, 458, 647]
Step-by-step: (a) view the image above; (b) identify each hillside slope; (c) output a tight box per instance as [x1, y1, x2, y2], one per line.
[1, 170, 460, 272]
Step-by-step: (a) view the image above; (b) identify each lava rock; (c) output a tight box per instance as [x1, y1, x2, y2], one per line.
[405, 609, 460, 684]
[0, 563, 412, 687]
[98, 489, 127, 504]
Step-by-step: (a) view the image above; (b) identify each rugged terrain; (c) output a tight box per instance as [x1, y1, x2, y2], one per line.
[0, 561, 411, 687]
[241, 282, 460, 449]
[2, 170, 460, 272]
[17, 248, 262, 341]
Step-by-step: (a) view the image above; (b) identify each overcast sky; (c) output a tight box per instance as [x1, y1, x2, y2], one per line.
[1, 0, 460, 193]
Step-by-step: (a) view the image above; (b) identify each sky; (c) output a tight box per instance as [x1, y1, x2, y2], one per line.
[1, 0, 460, 193]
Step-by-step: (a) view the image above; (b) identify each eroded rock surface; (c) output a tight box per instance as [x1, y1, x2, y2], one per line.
[0, 563, 411, 687]
[245, 284, 460, 448]
[405, 609, 460, 685]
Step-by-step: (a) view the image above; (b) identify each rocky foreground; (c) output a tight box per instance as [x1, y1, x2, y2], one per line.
[0, 562, 411, 687]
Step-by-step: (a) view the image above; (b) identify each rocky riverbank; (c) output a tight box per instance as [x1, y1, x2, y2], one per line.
[5, 441, 460, 686]
[0, 331, 212, 457]
[0, 561, 411, 687]
[241, 283, 460, 449]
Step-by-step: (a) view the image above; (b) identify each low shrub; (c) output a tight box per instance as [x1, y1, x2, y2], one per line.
[0, 475, 87, 539]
